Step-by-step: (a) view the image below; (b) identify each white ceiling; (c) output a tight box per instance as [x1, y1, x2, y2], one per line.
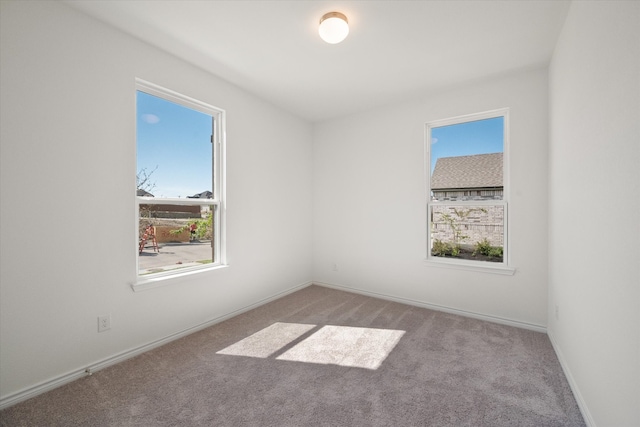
[65, 0, 571, 123]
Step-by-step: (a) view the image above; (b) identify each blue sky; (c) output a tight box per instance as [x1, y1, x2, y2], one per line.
[430, 116, 503, 173]
[137, 90, 501, 195]
[136, 91, 212, 198]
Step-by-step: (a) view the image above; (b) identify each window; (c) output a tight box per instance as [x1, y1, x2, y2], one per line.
[135, 80, 225, 284]
[425, 109, 513, 274]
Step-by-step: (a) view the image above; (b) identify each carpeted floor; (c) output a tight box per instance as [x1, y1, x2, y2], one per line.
[0, 285, 585, 426]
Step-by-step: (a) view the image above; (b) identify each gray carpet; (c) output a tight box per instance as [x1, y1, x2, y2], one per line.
[0, 285, 585, 426]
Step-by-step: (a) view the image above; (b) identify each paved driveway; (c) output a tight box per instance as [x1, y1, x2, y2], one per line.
[139, 240, 212, 274]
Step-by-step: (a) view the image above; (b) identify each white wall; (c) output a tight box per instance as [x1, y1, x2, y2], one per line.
[548, 1, 640, 426]
[0, 1, 312, 402]
[4, 1, 637, 423]
[313, 68, 549, 329]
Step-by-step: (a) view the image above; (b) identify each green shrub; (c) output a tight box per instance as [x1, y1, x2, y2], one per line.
[432, 239, 461, 257]
[432, 239, 450, 257]
[473, 238, 503, 258]
[169, 212, 213, 240]
[473, 238, 491, 256]
[488, 246, 503, 257]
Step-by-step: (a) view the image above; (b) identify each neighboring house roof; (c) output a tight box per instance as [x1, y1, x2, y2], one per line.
[431, 153, 503, 190]
[188, 191, 213, 199]
[136, 189, 154, 197]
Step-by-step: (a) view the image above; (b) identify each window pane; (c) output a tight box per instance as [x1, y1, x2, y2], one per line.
[427, 112, 507, 266]
[430, 117, 503, 174]
[136, 85, 218, 278]
[138, 204, 215, 275]
[430, 117, 503, 202]
[136, 91, 212, 199]
[429, 204, 504, 263]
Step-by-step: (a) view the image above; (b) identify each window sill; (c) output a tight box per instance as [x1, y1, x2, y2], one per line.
[424, 258, 516, 275]
[131, 264, 229, 292]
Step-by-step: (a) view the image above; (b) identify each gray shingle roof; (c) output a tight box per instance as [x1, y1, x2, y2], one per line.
[188, 191, 213, 199]
[136, 189, 154, 197]
[431, 153, 503, 190]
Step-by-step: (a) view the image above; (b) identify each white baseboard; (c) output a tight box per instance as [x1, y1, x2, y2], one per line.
[0, 280, 312, 411]
[313, 281, 547, 333]
[547, 330, 595, 427]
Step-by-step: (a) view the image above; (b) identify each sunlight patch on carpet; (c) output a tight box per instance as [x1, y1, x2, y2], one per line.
[217, 323, 405, 370]
[277, 325, 405, 370]
[216, 322, 316, 358]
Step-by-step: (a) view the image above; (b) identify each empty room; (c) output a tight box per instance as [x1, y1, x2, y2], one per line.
[0, 1, 638, 426]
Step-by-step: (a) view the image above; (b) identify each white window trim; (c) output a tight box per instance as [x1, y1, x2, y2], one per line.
[132, 79, 227, 290]
[424, 108, 515, 275]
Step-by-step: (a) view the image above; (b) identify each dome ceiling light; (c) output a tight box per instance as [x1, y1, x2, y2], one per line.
[319, 12, 349, 44]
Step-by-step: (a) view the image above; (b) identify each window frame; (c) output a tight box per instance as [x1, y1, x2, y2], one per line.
[133, 79, 227, 290]
[424, 108, 515, 275]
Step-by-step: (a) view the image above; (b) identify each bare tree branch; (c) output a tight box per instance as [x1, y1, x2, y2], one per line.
[136, 165, 158, 193]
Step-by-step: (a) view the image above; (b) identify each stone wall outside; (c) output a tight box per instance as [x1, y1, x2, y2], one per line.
[431, 204, 504, 247]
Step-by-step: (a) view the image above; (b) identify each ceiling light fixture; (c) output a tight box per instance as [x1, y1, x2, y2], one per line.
[319, 12, 349, 44]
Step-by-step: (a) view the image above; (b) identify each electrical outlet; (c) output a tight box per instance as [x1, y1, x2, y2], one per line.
[98, 315, 111, 332]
